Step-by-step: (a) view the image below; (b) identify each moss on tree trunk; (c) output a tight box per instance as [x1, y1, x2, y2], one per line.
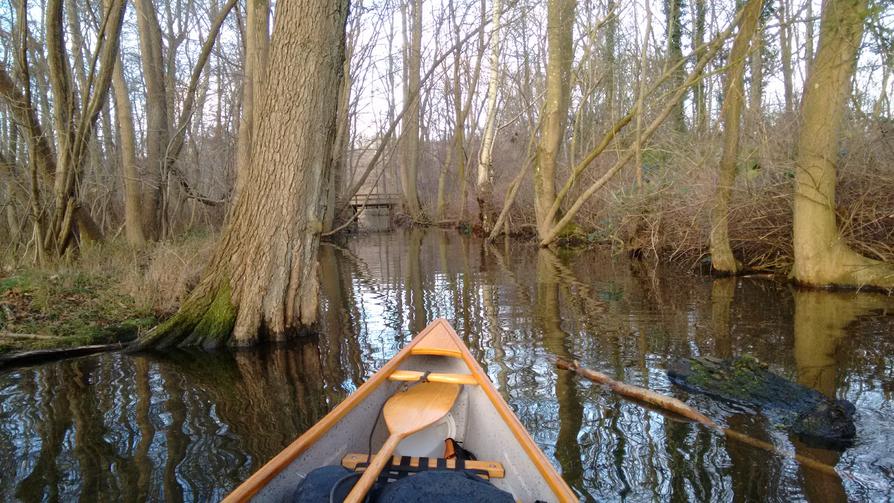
[134, 280, 236, 350]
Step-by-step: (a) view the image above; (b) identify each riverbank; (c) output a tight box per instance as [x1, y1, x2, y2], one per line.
[448, 129, 894, 273]
[0, 232, 215, 357]
[0, 268, 154, 356]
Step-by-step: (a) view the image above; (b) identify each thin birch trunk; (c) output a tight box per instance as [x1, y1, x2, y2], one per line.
[476, 0, 503, 233]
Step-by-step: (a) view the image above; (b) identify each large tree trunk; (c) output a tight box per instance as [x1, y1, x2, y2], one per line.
[134, 0, 171, 240]
[476, 0, 503, 233]
[400, 0, 425, 221]
[111, 56, 147, 247]
[134, 0, 349, 349]
[791, 0, 894, 289]
[234, 0, 270, 198]
[709, 0, 763, 275]
[535, 0, 576, 241]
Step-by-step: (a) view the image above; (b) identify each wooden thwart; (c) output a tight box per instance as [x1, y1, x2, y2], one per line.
[388, 370, 478, 385]
[341, 453, 505, 478]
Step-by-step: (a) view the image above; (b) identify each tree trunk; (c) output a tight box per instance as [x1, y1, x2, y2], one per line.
[476, 0, 502, 233]
[535, 0, 576, 241]
[400, 0, 425, 221]
[323, 31, 353, 233]
[748, 20, 764, 118]
[665, 0, 686, 132]
[692, 0, 707, 132]
[134, 0, 170, 240]
[111, 56, 147, 247]
[805, 0, 815, 65]
[791, 0, 894, 290]
[777, 0, 794, 116]
[709, 0, 763, 275]
[134, 0, 350, 349]
[17, 0, 120, 255]
[234, 0, 270, 198]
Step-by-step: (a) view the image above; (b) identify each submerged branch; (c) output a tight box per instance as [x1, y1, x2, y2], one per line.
[555, 358, 848, 480]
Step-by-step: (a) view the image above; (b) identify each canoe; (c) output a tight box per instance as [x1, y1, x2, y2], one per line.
[224, 318, 577, 502]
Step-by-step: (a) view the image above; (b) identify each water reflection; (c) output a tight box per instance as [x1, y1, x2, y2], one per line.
[792, 290, 893, 503]
[535, 249, 585, 493]
[1, 342, 343, 502]
[1, 229, 893, 501]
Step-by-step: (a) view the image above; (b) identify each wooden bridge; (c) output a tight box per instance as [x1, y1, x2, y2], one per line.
[348, 193, 402, 210]
[346, 193, 401, 231]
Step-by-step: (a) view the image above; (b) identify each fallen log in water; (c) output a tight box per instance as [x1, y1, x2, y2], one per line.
[668, 356, 856, 449]
[0, 343, 126, 370]
[555, 358, 845, 480]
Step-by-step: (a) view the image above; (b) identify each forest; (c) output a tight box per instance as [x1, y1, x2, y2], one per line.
[1, 0, 894, 500]
[1, 0, 893, 346]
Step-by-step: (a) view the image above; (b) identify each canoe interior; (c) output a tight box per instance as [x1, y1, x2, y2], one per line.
[253, 354, 557, 502]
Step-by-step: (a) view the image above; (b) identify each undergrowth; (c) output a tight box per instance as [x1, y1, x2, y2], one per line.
[505, 119, 894, 273]
[0, 231, 216, 354]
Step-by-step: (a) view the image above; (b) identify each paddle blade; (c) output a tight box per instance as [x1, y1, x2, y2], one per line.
[383, 382, 460, 436]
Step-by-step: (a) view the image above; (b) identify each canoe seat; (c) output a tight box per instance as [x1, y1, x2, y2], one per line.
[388, 370, 478, 385]
[341, 453, 504, 479]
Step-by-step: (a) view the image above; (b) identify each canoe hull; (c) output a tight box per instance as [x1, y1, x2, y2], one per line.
[226, 319, 577, 502]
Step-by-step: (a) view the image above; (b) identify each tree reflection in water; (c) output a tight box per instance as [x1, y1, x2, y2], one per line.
[1, 230, 893, 501]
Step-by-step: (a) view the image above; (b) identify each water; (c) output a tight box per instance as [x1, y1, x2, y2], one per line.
[2, 229, 893, 502]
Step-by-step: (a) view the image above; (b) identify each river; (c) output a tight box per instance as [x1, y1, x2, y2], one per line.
[2, 229, 893, 502]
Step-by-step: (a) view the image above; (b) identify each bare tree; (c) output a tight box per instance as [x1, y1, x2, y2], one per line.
[400, 0, 426, 221]
[111, 54, 146, 247]
[476, 0, 503, 232]
[0, 0, 125, 259]
[134, 0, 350, 349]
[709, 0, 763, 275]
[791, 0, 894, 289]
[535, 0, 576, 241]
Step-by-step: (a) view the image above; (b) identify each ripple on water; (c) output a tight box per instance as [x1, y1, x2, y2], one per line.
[1, 230, 893, 501]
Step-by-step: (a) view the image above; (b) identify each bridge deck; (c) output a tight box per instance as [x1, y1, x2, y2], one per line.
[348, 193, 401, 208]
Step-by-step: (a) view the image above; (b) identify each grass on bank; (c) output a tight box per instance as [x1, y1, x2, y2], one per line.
[0, 232, 215, 355]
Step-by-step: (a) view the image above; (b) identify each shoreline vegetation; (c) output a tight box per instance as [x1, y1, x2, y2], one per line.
[1, 0, 892, 353]
[2, 185, 890, 362]
[0, 233, 214, 360]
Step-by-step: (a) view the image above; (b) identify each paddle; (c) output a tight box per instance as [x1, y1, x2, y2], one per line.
[344, 381, 461, 503]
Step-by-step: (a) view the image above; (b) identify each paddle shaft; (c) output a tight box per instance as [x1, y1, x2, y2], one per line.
[344, 434, 403, 503]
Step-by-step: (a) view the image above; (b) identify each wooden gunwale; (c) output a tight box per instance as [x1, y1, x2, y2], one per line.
[223, 318, 577, 502]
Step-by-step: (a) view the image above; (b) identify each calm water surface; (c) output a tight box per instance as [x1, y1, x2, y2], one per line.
[2, 230, 893, 502]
